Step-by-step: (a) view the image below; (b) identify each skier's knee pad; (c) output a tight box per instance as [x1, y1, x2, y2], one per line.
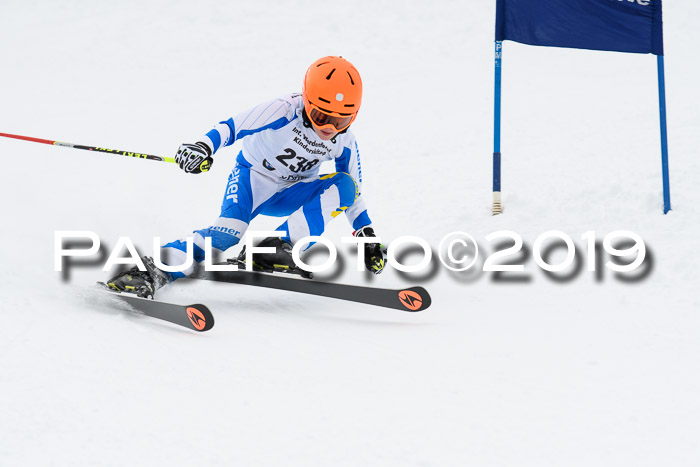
[325, 172, 358, 209]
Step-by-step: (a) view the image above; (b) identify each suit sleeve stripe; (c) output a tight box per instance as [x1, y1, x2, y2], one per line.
[205, 128, 222, 152]
[351, 210, 371, 231]
[220, 119, 235, 145]
[203, 120, 234, 154]
[335, 146, 351, 174]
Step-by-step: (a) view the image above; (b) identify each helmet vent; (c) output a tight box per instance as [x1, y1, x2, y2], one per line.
[346, 72, 355, 85]
[326, 69, 336, 80]
[318, 97, 331, 104]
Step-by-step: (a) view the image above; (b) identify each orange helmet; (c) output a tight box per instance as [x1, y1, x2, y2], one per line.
[302, 56, 362, 132]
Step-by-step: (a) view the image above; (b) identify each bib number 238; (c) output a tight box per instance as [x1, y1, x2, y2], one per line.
[276, 148, 320, 173]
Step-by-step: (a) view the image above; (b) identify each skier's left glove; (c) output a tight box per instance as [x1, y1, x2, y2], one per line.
[175, 142, 213, 174]
[354, 226, 387, 275]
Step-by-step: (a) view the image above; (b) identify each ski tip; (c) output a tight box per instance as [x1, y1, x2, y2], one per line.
[397, 287, 431, 312]
[186, 304, 215, 332]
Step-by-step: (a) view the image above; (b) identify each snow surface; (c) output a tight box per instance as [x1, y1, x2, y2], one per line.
[1, 1, 699, 466]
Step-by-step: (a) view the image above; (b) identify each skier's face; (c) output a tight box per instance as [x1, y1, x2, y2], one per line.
[313, 125, 338, 141]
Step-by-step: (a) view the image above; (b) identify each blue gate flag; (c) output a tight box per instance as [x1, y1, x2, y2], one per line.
[496, 0, 664, 55]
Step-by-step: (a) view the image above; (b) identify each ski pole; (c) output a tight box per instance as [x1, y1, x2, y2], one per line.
[0, 132, 177, 164]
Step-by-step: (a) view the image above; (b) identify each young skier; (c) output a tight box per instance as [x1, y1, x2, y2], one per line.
[106, 56, 385, 298]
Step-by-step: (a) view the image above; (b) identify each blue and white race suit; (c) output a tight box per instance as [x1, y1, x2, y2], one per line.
[162, 93, 372, 277]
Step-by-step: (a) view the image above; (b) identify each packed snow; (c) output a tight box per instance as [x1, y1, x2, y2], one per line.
[1, 1, 698, 466]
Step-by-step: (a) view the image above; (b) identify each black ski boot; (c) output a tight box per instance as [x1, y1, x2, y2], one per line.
[237, 237, 312, 278]
[106, 256, 170, 299]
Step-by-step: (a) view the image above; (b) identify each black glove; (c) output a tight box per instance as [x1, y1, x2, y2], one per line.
[175, 142, 213, 174]
[354, 226, 386, 274]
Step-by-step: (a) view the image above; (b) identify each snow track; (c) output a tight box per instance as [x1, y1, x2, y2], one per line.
[1, 1, 699, 465]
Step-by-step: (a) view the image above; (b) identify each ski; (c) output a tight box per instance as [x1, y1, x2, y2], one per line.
[94, 284, 214, 332]
[189, 268, 431, 312]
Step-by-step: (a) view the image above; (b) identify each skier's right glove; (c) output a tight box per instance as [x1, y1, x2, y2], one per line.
[175, 142, 214, 174]
[354, 226, 387, 275]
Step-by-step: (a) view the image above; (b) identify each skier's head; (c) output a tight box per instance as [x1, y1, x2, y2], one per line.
[302, 56, 362, 140]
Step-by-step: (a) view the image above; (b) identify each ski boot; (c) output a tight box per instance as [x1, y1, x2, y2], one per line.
[105, 256, 171, 299]
[236, 237, 313, 278]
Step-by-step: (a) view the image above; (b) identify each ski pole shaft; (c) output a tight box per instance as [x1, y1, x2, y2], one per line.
[0, 132, 176, 164]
